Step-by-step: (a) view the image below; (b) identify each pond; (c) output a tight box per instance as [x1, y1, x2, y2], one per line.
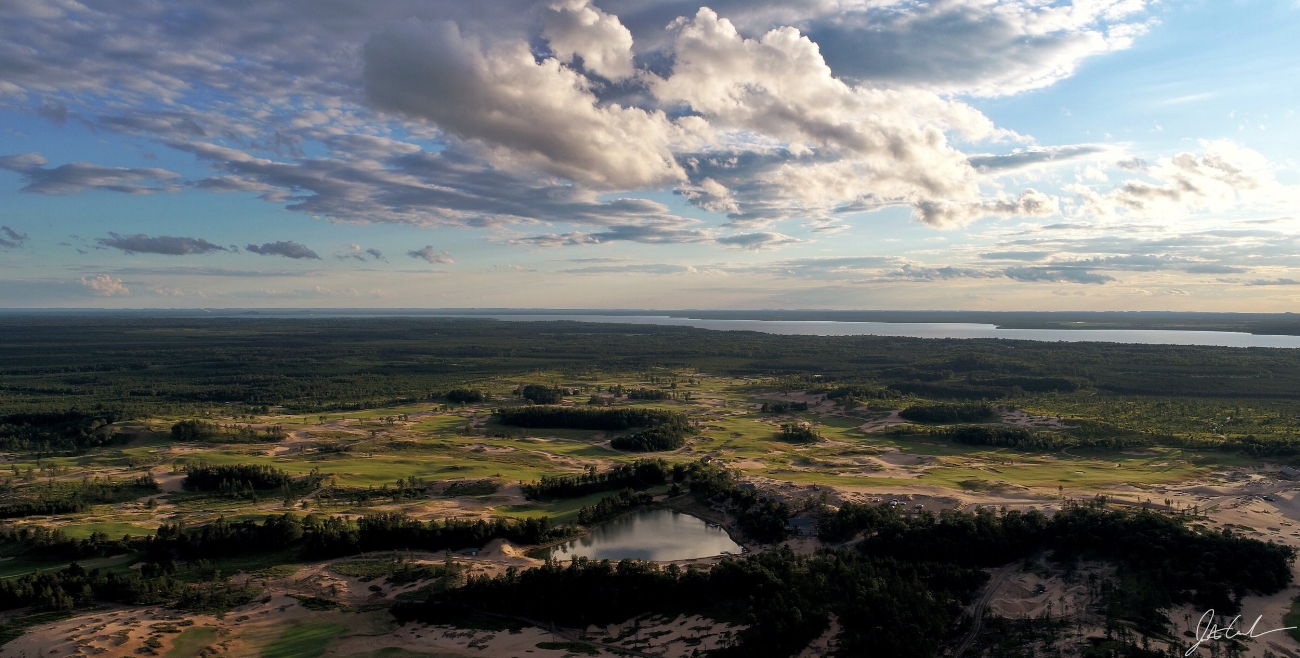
[542, 509, 743, 562]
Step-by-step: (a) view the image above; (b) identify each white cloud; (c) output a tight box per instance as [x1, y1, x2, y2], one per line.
[652, 9, 1043, 226]
[0, 153, 180, 195]
[333, 244, 385, 261]
[363, 19, 685, 190]
[716, 231, 803, 251]
[80, 274, 129, 296]
[1074, 141, 1300, 219]
[543, 0, 636, 81]
[408, 246, 455, 264]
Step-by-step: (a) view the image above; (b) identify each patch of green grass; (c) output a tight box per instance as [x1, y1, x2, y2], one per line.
[0, 610, 73, 646]
[0, 552, 139, 579]
[1284, 594, 1300, 642]
[57, 521, 153, 539]
[329, 559, 391, 581]
[259, 620, 348, 658]
[535, 641, 601, 655]
[165, 626, 219, 657]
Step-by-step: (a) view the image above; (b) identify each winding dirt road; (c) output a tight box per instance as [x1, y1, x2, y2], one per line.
[951, 560, 1021, 657]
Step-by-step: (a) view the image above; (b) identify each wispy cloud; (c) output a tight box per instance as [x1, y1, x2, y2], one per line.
[407, 246, 454, 264]
[0, 226, 29, 249]
[98, 233, 229, 256]
[246, 241, 320, 260]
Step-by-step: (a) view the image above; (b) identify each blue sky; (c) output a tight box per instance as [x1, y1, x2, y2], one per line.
[1, 0, 1298, 310]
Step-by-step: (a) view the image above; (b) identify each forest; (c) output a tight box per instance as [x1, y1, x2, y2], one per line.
[394, 500, 1293, 657]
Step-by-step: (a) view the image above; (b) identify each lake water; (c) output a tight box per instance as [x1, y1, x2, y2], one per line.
[544, 509, 743, 561]
[454, 314, 1300, 349]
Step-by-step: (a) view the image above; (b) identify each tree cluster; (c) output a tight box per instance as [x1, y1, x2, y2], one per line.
[899, 402, 997, 423]
[576, 489, 653, 525]
[445, 388, 485, 404]
[0, 410, 129, 454]
[777, 422, 820, 444]
[761, 401, 808, 413]
[182, 463, 292, 493]
[170, 419, 286, 443]
[515, 384, 565, 404]
[521, 459, 670, 500]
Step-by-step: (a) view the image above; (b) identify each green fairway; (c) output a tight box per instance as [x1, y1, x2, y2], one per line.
[165, 626, 219, 657]
[259, 620, 348, 658]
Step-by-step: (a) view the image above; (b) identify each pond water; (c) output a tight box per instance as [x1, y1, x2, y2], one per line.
[544, 509, 743, 561]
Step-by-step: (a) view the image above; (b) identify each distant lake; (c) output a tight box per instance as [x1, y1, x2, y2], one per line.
[544, 509, 743, 561]
[454, 314, 1300, 349]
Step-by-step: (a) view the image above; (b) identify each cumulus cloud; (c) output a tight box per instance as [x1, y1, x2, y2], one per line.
[913, 189, 1060, 229]
[543, 0, 636, 81]
[246, 241, 320, 259]
[652, 9, 1047, 226]
[0, 226, 28, 249]
[1074, 141, 1300, 219]
[794, 0, 1150, 96]
[0, 153, 180, 195]
[80, 274, 129, 296]
[408, 246, 455, 264]
[333, 244, 385, 261]
[363, 19, 685, 190]
[97, 233, 228, 255]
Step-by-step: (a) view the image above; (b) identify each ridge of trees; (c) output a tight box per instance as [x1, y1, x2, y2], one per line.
[898, 402, 997, 423]
[521, 459, 670, 500]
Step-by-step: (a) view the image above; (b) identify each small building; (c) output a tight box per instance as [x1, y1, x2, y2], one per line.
[786, 517, 818, 538]
[1280, 467, 1300, 480]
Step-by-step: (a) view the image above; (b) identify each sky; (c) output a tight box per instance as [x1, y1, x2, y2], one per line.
[0, 0, 1298, 311]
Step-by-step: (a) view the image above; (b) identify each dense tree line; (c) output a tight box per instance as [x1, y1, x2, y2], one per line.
[761, 401, 808, 413]
[0, 525, 138, 561]
[576, 489, 653, 525]
[899, 402, 996, 423]
[182, 463, 292, 492]
[521, 459, 670, 499]
[393, 548, 983, 658]
[497, 406, 685, 432]
[626, 388, 668, 400]
[150, 512, 575, 560]
[0, 410, 129, 453]
[821, 384, 895, 400]
[918, 425, 1145, 451]
[170, 419, 286, 443]
[686, 461, 791, 543]
[0, 474, 158, 519]
[609, 425, 688, 452]
[0, 561, 259, 613]
[11, 317, 1300, 419]
[818, 501, 1293, 615]
[516, 384, 564, 404]
[445, 388, 484, 403]
[391, 500, 1294, 657]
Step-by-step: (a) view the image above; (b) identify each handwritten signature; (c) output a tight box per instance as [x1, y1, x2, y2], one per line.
[1186, 609, 1296, 656]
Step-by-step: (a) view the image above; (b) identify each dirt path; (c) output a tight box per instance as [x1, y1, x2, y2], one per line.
[952, 561, 1021, 657]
